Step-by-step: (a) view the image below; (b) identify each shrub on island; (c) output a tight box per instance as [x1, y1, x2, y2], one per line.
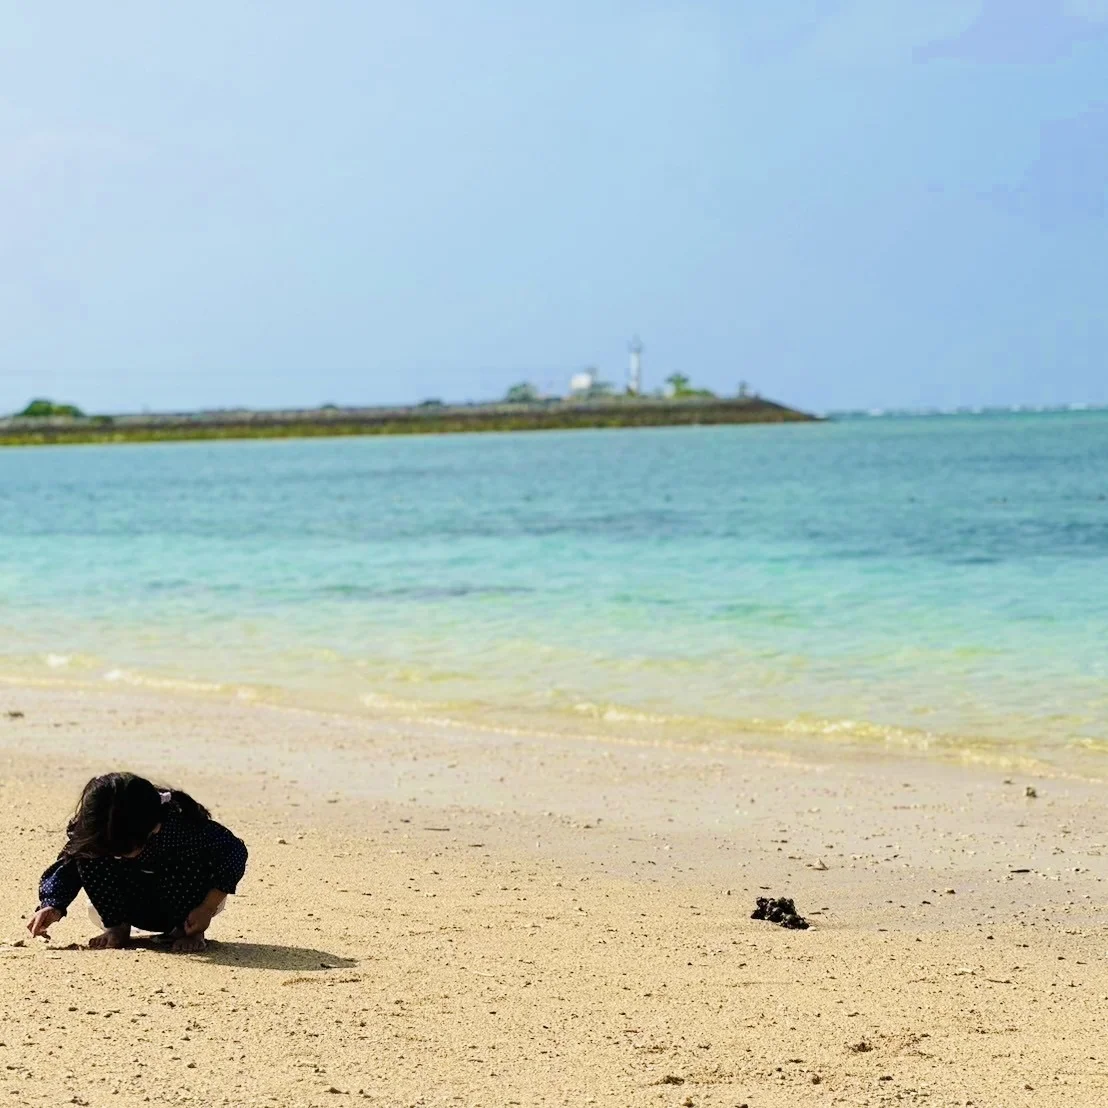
[17, 399, 86, 419]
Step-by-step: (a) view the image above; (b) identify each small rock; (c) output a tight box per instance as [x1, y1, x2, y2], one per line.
[659, 1075, 685, 1086]
[276, 838, 288, 845]
[751, 896, 809, 930]
[1025, 786, 1038, 798]
[6, 711, 24, 719]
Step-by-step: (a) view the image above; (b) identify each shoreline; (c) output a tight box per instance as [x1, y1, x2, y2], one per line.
[3, 684, 1107, 1105]
[2, 664, 1101, 786]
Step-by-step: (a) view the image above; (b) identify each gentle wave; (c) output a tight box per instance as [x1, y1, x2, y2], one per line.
[0, 652, 1078, 779]
[102, 668, 226, 694]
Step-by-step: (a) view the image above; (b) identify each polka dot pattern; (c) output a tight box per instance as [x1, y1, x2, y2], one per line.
[38, 806, 248, 932]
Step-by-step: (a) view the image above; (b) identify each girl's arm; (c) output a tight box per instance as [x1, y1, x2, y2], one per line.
[28, 855, 83, 936]
[37, 855, 83, 916]
[201, 821, 249, 896]
[183, 823, 248, 936]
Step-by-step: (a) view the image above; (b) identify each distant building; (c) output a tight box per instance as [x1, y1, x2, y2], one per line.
[627, 336, 643, 395]
[569, 369, 598, 396]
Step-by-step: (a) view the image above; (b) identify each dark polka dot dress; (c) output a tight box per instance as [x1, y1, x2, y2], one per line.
[38, 805, 249, 933]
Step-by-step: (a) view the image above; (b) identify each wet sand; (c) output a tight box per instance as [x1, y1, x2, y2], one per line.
[2, 685, 1107, 1106]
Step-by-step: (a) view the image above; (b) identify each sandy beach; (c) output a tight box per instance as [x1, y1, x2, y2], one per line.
[0, 685, 1105, 1107]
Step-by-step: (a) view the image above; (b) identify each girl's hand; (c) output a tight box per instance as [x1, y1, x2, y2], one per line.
[27, 907, 63, 937]
[184, 905, 214, 936]
[184, 889, 227, 936]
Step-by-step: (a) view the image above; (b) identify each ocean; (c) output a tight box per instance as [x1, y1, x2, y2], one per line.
[1, 411, 1105, 774]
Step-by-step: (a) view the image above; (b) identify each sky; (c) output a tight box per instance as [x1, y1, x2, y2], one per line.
[1, 0, 1106, 414]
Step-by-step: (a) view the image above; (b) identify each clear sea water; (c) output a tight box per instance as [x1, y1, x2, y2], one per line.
[1, 412, 1105, 774]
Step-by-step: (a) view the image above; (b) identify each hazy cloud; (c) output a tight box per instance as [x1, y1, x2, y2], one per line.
[1001, 104, 1108, 226]
[917, 0, 1108, 63]
[790, 0, 977, 65]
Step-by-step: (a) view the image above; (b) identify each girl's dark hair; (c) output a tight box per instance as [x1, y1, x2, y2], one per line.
[64, 772, 210, 858]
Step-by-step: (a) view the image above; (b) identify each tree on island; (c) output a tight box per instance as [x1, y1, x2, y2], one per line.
[17, 399, 85, 418]
[584, 379, 616, 399]
[504, 382, 540, 403]
[664, 374, 716, 399]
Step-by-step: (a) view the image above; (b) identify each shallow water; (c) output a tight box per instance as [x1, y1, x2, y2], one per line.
[1, 412, 1105, 772]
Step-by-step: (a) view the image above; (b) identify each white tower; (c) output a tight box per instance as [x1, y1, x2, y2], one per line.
[628, 336, 643, 395]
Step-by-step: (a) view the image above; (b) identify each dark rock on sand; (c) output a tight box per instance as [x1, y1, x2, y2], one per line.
[751, 896, 810, 930]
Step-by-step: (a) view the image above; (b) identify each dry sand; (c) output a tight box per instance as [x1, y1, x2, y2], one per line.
[2, 685, 1107, 1107]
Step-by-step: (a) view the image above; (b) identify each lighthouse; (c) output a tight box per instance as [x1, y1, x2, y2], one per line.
[627, 336, 644, 395]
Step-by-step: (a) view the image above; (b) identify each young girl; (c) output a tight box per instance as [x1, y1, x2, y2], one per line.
[26, 772, 248, 952]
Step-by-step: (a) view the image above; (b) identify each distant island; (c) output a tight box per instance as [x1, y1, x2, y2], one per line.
[0, 378, 817, 448]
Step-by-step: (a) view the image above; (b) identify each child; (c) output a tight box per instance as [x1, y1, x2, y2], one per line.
[26, 772, 248, 952]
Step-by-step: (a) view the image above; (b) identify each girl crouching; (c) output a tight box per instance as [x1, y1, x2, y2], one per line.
[27, 772, 248, 952]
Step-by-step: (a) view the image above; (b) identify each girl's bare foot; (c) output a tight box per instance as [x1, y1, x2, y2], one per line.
[171, 932, 207, 953]
[88, 924, 131, 949]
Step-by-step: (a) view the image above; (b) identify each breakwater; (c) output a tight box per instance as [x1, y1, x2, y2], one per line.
[0, 397, 816, 447]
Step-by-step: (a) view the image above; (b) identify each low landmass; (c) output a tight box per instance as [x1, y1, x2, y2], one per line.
[0, 396, 817, 447]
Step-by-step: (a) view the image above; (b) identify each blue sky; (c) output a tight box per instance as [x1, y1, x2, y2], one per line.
[1, 1, 1106, 413]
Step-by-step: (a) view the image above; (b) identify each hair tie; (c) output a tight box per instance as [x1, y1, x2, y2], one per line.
[159, 791, 172, 805]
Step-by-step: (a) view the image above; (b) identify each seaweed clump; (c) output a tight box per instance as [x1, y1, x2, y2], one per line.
[751, 896, 809, 930]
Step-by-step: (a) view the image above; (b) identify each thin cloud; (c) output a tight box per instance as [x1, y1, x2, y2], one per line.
[917, 0, 1108, 63]
[999, 104, 1108, 226]
[785, 0, 977, 67]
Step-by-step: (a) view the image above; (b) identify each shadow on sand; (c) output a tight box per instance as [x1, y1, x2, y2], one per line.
[42, 937, 357, 971]
[193, 940, 357, 971]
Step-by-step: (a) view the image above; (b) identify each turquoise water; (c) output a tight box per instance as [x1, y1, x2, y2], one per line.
[1, 412, 1106, 772]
